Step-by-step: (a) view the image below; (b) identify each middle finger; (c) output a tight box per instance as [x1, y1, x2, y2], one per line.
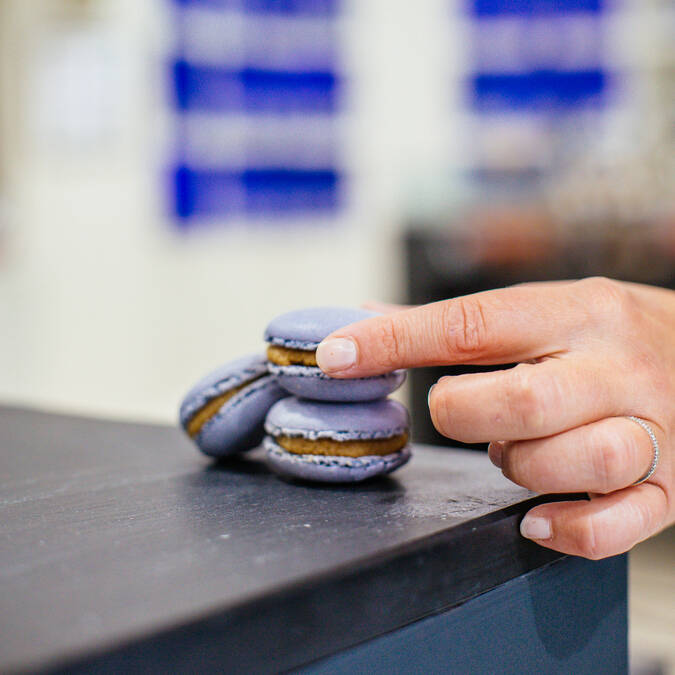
[428, 358, 616, 442]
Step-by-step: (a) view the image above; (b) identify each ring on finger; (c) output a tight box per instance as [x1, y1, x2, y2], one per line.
[626, 416, 660, 486]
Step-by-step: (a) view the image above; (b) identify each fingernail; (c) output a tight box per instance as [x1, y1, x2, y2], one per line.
[427, 384, 436, 407]
[520, 515, 552, 541]
[316, 338, 357, 373]
[488, 441, 503, 468]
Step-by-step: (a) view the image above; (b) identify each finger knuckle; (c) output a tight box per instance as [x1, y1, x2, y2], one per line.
[578, 277, 634, 323]
[442, 296, 490, 357]
[592, 429, 632, 493]
[372, 315, 404, 370]
[628, 499, 653, 538]
[506, 366, 552, 434]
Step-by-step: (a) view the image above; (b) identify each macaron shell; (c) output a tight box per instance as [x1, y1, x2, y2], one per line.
[194, 376, 288, 457]
[179, 354, 269, 428]
[264, 437, 412, 483]
[268, 365, 406, 402]
[265, 396, 410, 441]
[265, 306, 378, 350]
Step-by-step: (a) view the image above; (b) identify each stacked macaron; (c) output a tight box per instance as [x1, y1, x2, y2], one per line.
[179, 307, 411, 483]
[179, 354, 288, 458]
[263, 307, 411, 482]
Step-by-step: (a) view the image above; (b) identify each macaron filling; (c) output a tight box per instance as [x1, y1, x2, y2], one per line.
[186, 374, 265, 438]
[274, 432, 409, 458]
[267, 345, 317, 367]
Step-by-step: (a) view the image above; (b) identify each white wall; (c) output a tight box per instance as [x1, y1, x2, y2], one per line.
[0, 0, 459, 423]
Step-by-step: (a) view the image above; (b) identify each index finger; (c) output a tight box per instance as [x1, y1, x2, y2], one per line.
[316, 281, 587, 378]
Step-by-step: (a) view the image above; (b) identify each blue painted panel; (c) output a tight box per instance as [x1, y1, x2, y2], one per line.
[469, 0, 603, 16]
[241, 69, 338, 113]
[243, 0, 339, 15]
[301, 554, 628, 675]
[172, 0, 239, 7]
[242, 168, 339, 213]
[470, 69, 606, 111]
[173, 0, 339, 16]
[173, 61, 338, 113]
[173, 166, 242, 221]
[173, 166, 340, 220]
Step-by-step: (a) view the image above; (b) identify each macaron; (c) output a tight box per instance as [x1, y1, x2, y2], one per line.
[264, 307, 405, 402]
[264, 397, 411, 482]
[179, 354, 288, 457]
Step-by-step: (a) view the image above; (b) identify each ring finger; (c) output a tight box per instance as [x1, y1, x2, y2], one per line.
[488, 416, 661, 494]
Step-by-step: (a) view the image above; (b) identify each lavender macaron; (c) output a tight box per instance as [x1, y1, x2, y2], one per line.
[264, 397, 411, 482]
[179, 354, 288, 457]
[265, 307, 405, 402]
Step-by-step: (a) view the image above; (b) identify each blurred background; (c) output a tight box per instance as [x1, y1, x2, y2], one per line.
[0, 0, 673, 671]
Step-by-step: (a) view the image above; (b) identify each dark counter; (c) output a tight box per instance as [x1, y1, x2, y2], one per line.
[1, 406, 580, 673]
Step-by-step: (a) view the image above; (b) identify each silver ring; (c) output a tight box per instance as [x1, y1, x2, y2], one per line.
[627, 416, 660, 486]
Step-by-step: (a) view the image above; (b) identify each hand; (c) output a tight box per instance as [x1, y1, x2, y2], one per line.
[316, 278, 675, 559]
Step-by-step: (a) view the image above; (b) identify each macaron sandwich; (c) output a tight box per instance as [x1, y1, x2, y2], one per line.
[179, 354, 287, 457]
[264, 397, 411, 483]
[264, 307, 405, 402]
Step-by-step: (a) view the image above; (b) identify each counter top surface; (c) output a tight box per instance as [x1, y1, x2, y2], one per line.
[0, 406, 565, 673]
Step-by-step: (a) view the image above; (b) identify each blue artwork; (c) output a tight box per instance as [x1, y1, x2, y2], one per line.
[466, 0, 609, 113]
[462, 0, 614, 186]
[169, 0, 343, 224]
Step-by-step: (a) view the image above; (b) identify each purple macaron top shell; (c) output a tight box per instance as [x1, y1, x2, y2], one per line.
[179, 353, 269, 427]
[264, 306, 378, 350]
[265, 397, 410, 441]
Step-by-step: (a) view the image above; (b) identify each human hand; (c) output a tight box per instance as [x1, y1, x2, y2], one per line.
[316, 278, 675, 559]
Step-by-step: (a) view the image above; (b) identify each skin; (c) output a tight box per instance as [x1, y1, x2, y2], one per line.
[315, 277, 675, 560]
